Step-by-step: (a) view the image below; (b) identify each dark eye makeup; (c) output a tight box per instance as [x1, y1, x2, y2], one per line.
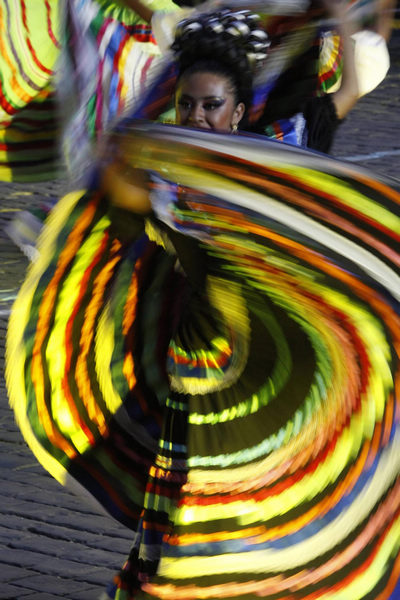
[203, 99, 225, 110]
[177, 97, 226, 111]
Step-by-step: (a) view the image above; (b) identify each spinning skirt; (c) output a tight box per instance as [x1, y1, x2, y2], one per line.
[6, 125, 400, 599]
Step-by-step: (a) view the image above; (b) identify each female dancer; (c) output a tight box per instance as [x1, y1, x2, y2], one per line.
[7, 7, 400, 600]
[118, 0, 360, 151]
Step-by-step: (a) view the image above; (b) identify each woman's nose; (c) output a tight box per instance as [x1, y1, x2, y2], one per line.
[189, 103, 204, 124]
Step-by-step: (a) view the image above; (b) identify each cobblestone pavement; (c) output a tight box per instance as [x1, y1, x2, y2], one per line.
[1, 32, 400, 600]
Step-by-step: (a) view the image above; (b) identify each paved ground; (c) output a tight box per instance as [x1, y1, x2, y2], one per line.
[1, 32, 400, 600]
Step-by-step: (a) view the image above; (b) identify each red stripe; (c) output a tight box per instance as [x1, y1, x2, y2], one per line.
[140, 55, 154, 87]
[20, 0, 28, 32]
[45, 0, 61, 49]
[25, 36, 53, 75]
[0, 86, 16, 115]
[167, 348, 231, 368]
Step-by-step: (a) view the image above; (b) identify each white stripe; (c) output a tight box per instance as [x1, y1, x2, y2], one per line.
[98, 20, 119, 58]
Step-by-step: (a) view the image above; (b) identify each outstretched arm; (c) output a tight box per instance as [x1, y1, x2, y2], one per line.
[374, 0, 396, 41]
[328, 1, 359, 120]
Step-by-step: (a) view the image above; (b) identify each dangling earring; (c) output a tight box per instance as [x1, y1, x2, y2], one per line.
[231, 123, 238, 134]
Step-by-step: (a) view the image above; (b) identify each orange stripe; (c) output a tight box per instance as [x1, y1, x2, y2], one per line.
[381, 394, 394, 448]
[61, 230, 117, 446]
[122, 259, 140, 390]
[75, 237, 121, 436]
[32, 198, 99, 457]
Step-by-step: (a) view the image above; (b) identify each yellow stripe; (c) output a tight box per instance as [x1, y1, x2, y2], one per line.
[6, 190, 87, 485]
[276, 165, 400, 233]
[46, 215, 110, 451]
[96, 300, 124, 414]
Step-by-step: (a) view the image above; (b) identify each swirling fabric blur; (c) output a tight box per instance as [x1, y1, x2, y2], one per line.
[7, 123, 400, 598]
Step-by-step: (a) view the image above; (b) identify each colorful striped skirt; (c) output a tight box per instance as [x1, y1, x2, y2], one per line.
[7, 124, 400, 599]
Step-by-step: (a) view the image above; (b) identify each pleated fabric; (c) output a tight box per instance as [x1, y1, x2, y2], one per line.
[7, 122, 400, 599]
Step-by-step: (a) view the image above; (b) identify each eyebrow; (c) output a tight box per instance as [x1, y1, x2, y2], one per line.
[179, 94, 226, 101]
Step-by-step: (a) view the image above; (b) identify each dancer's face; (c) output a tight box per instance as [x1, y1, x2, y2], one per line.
[175, 72, 245, 132]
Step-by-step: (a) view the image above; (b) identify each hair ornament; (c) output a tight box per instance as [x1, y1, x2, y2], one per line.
[227, 21, 251, 36]
[173, 19, 203, 45]
[205, 19, 225, 34]
[171, 9, 270, 70]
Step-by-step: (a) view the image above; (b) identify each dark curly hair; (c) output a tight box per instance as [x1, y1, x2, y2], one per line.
[172, 10, 270, 123]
